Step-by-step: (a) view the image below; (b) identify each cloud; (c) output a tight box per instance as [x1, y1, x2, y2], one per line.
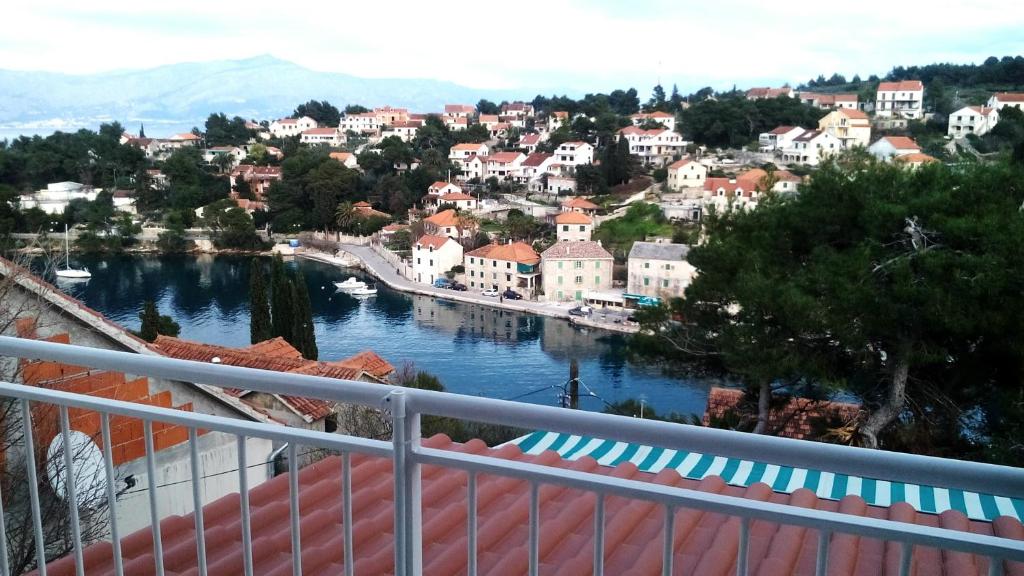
[1, 0, 1021, 93]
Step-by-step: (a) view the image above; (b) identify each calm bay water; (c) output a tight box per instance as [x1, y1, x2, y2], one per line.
[49, 254, 711, 415]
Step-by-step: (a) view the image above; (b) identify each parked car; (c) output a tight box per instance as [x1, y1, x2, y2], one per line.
[568, 305, 593, 317]
[449, 282, 467, 291]
[433, 278, 452, 289]
[502, 289, 523, 300]
[481, 288, 499, 297]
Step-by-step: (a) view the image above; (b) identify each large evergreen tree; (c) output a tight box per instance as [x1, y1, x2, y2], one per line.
[249, 258, 272, 344]
[270, 254, 293, 342]
[136, 300, 180, 343]
[291, 271, 318, 360]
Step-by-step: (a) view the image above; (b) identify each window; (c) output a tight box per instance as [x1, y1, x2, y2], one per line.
[416, 258, 421, 264]
[470, 270, 475, 277]
[558, 276, 563, 285]
[579, 226, 586, 232]
[506, 262, 512, 269]
[595, 276, 601, 284]
[492, 273, 497, 280]
[574, 276, 583, 284]
[644, 277, 650, 286]
[506, 274, 512, 282]
[663, 279, 670, 288]
[562, 225, 569, 231]
[493, 261, 497, 267]
[429, 259, 434, 266]
[574, 261, 583, 269]
[594, 262, 600, 269]
[558, 261, 563, 269]
[644, 262, 650, 269]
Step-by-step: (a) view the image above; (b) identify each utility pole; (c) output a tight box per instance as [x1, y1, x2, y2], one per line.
[568, 359, 579, 410]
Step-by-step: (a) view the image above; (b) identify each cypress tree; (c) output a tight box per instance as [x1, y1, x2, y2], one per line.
[291, 271, 318, 360]
[138, 300, 160, 342]
[249, 258, 272, 344]
[270, 254, 291, 341]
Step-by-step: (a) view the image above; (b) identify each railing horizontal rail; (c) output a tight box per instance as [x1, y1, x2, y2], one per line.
[0, 380, 392, 458]
[416, 446, 1024, 561]
[2, 336, 1023, 498]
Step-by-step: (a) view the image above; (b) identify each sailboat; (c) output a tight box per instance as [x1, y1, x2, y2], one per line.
[55, 224, 91, 279]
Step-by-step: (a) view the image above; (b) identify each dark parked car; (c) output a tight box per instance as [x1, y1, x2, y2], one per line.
[568, 305, 593, 317]
[502, 289, 523, 300]
[449, 282, 467, 291]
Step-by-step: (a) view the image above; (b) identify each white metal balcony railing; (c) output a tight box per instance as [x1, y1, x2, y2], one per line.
[1, 335, 1023, 576]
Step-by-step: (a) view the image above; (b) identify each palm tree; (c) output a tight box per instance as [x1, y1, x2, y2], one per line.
[335, 201, 358, 233]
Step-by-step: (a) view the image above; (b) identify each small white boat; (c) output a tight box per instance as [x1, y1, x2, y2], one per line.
[351, 286, 378, 296]
[333, 277, 367, 291]
[56, 224, 91, 279]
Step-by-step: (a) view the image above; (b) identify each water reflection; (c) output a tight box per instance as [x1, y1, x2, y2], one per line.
[46, 254, 712, 415]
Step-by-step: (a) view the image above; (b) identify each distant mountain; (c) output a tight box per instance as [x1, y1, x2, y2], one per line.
[0, 55, 532, 137]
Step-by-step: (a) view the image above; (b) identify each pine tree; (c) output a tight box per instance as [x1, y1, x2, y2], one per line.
[139, 123, 146, 138]
[291, 270, 318, 360]
[249, 258, 272, 344]
[138, 300, 160, 342]
[270, 254, 292, 341]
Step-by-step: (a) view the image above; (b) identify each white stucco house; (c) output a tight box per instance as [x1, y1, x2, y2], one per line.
[413, 234, 464, 285]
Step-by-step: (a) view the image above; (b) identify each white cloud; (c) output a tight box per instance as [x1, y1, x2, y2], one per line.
[1, 0, 1021, 92]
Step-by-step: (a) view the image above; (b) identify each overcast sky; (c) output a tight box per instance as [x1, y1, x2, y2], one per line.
[3, 0, 1023, 94]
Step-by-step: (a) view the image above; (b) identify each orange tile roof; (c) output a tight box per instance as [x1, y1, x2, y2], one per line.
[836, 108, 869, 120]
[466, 242, 540, 265]
[451, 143, 487, 152]
[561, 197, 600, 210]
[49, 433, 1023, 576]
[878, 80, 924, 92]
[894, 152, 939, 164]
[487, 151, 523, 164]
[327, 350, 396, 379]
[438, 192, 475, 201]
[554, 211, 593, 225]
[149, 336, 387, 421]
[416, 234, 455, 251]
[994, 92, 1024, 102]
[878, 136, 921, 151]
[329, 152, 354, 161]
[424, 209, 461, 228]
[703, 387, 861, 440]
[302, 127, 338, 135]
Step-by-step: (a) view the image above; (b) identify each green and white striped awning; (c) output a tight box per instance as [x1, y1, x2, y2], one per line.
[511, 431, 1024, 523]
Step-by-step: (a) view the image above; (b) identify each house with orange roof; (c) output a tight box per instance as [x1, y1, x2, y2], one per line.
[547, 110, 569, 131]
[339, 111, 381, 135]
[554, 141, 594, 166]
[300, 127, 345, 147]
[459, 154, 487, 181]
[230, 165, 283, 199]
[758, 125, 806, 152]
[617, 126, 687, 166]
[518, 133, 543, 154]
[427, 181, 462, 197]
[796, 92, 858, 110]
[988, 92, 1024, 111]
[448, 142, 489, 165]
[629, 111, 677, 132]
[666, 158, 708, 190]
[412, 234, 464, 285]
[781, 129, 841, 166]
[540, 240, 613, 302]
[948, 105, 999, 138]
[382, 119, 423, 142]
[443, 104, 476, 119]
[465, 241, 541, 296]
[894, 152, 940, 169]
[269, 116, 317, 138]
[868, 135, 923, 160]
[818, 108, 871, 148]
[745, 86, 795, 100]
[372, 106, 409, 126]
[485, 151, 526, 181]
[560, 196, 600, 215]
[329, 151, 359, 169]
[553, 210, 594, 241]
[423, 209, 475, 239]
[875, 80, 925, 119]
[426, 191, 477, 213]
[444, 115, 469, 131]
[500, 101, 535, 118]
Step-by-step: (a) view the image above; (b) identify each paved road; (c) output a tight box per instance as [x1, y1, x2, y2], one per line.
[305, 245, 639, 334]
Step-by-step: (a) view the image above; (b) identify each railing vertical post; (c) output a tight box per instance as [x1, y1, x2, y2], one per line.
[899, 542, 913, 576]
[593, 492, 605, 576]
[989, 557, 1004, 576]
[390, 390, 422, 576]
[342, 452, 354, 576]
[529, 482, 540, 576]
[188, 429, 206, 576]
[101, 413, 124, 576]
[0, 466, 10, 576]
[20, 400, 47, 576]
[736, 517, 750, 576]
[662, 505, 675, 576]
[287, 443, 302, 576]
[143, 420, 164, 576]
[815, 530, 831, 576]
[59, 406, 85, 576]
[237, 435, 253, 576]
[467, 471, 477, 576]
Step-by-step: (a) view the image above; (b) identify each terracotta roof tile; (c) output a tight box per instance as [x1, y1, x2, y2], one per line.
[554, 211, 592, 225]
[424, 209, 462, 228]
[466, 242, 540, 265]
[521, 152, 553, 167]
[541, 240, 612, 260]
[47, 434, 1022, 576]
[878, 80, 924, 92]
[561, 197, 600, 210]
[326, 350, 396, 379]
[994, 92, 1024, 103]
[415, 234, 455, 251]
[878, 136, 921, 150]
[894, 152, 939, 164]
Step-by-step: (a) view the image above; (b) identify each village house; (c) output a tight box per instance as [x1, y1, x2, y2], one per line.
[546, 175, 577, 195]
[796, 92, 858, 110]
[518, 133, 542, 153]
[269, 116, 317, 138]
[540, 240, 613, 303]
[460, 155, 487, 181]
[479, 114, 500, 130]
[465, 241, 541, 296]
[300, 127, 345, 147]
[702, 168, 800, 213]
[382, 120, 423, 142]
[501, 101, 535, 118]
[373, 106, 409, 126]
[427, 181, 463, 196]
[875, 80, 925, 119]
[488, 122, 511, 139]
[553, 141, 594, 166]
[339, 112, 381, 135]
[553, 211, 593, 241]
[987, 92, 1024, 111]
[818, 108, 871, 148]
[230, 165, 283, 199]
[947, 106, 1000, 138]
[561, 196, 600, 216]
[449, 142, 489, 166]
[745, 86, 795, 100]
[894, 152, 940, 169]
[202, 146, 247, 167]
[617, 126, 687, 166]
[627, 241, 697, 300]
[485, 151, 526, 180]
[498, 115, 526, 130]
[19, 181, 99, 215]
[547, 111, 569, 131]
[868, 136, 922, 160]
[412, 234, 465, 285]
[423, 209, 475, 239]
[666, 158, 708, 190]
[426, 192, 477, 213]
[444, 116, 468, 131]
[443, 104, 476, 119]
[629, 111, 677, 132]
[781, 129, 842, 166]
[329, 151, 359, 169]
[758, 125, 805, 152]
[166, 132, 203, 148]
[517, 152, 556, 190]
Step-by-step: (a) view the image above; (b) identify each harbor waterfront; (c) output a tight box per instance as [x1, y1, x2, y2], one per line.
[48, 253, 713, 415]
